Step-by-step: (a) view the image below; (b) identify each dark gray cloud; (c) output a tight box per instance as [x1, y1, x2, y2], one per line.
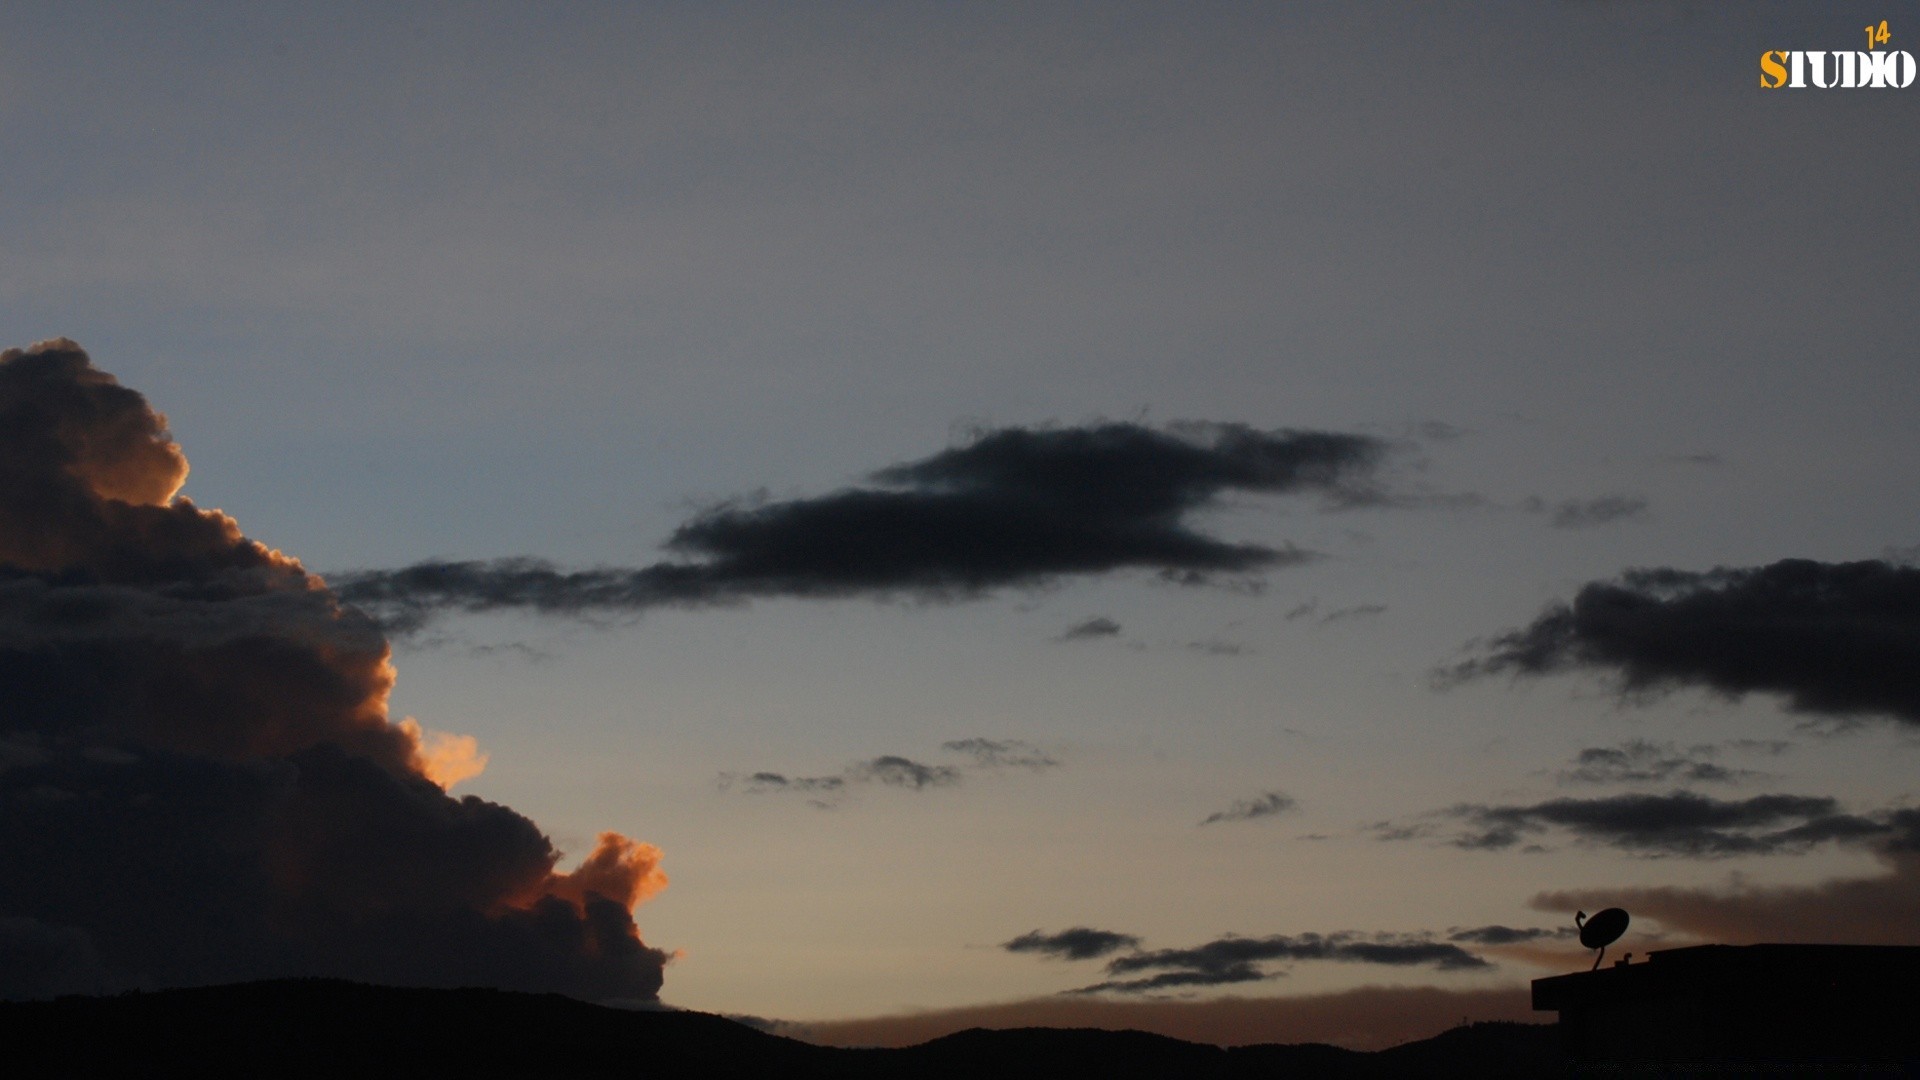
[0, 341, 670, 1002]
[1003, 927, 1142, 961]
[1198, 791, 1296, 826]
[1414, 791, 1889, 857]
[1072, 932, 1487, 994]
[1056, 616, 1122, 641]
[333, 423, 1388, 632]
[1444, 559, 1920, 726]
[942, 738, 1060, 771]
[1556, 739, 1769, 786]
[1445, 925, 1574, 946]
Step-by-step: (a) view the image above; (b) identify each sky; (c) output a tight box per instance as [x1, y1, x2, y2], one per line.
[4, 0, 1920, 1050]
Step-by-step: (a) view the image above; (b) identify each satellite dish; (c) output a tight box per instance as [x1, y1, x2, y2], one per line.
[1574, 908, 1629, 971]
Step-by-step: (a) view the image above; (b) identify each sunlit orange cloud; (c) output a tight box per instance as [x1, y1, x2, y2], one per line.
[396, 716, 489, 789]
[547, 831, 670, 911]
[795, 985, 1538, 1052]
[1532, 852, 1920, 947]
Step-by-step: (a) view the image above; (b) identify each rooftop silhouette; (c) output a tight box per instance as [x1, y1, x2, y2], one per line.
[1534, 943, 1920, 1067]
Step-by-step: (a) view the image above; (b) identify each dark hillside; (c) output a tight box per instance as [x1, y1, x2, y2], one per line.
[0, 979, 1561, 1079]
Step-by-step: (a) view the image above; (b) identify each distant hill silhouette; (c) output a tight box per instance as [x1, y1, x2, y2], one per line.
[1, 979, 1563, 1078]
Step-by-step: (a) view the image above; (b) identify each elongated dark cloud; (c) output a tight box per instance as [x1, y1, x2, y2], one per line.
[1409, 791, 1888, 857]
[0, 340, 668, 1002]
[1556, 739, 1767, 786]
[1447, 559, 1920, 725]
[1198, 791, 1296, 826]
[1445, 925, 1573, 946]
[1073, 932, 1487, 993]
[334, 423, 1388, 631]
[1003, 928, 1142, 961]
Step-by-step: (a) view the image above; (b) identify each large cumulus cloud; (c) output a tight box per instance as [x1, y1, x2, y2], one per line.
[0, 339, 668, 1001]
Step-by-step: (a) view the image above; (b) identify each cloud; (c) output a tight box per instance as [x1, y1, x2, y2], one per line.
[731, 771, 848, 794]
[726, 739, 1064, 807]
[796, 985, 1537, 1052]
[1199, 791, 1296, 826]
[1555, 739, 1769, 786]
[1531, 814, 1920, 947]
[0, 340, 669, 1001]
[1317, 603, 1386, 625]
[1444, 558, 1920, 726]
[1445, 925, 1574, 946]
[1187, 639, 1247, 657]
[1056, 616, 1122, 641]
[1003, 927, 1142, 961]
[1540, 495, 1648, 529]
[1074, 932, 1487, 993]
[1403, 791, 1888, 857]
[857, 755, 962, 789]
[721, 751, 966, 807]
[333, 422, 1388, 631]
[942, 738, 1061, 771]
[1284, 599, 1386, 626]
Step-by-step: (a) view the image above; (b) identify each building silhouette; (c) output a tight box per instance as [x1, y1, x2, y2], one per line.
[1533, 943, 1920, 1067]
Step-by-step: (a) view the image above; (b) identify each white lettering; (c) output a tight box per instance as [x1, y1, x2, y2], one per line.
[1808, 51, 1837, 88]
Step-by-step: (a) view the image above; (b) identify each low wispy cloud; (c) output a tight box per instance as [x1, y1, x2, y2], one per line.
[1055, 617, 1122, 642]
[1068, 932, 1487, 994]
[1003, 928, 1142, 961]
[1523, 495, 1649, 529]
[719, 755, 957, 807]
[1531, 809, 1920, 949]
[335, 422, 1389, 633]
[1283, 599, 1386, 626]
[1187, 639, 1247, 657]
[1445, 925, 1575, 946]
[1555, 739, 1779, 786]
[942, 738, 1060, 771]
[1198, 791, 1296, 826]
[1318, 603, 1386, 625]
[1442, 558, 1920, 727]
[724, 739, 1059, 808]
[1375, 790, 1890, 858]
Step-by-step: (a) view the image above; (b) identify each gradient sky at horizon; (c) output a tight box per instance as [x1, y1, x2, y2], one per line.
[5, 1, 1919, 1034]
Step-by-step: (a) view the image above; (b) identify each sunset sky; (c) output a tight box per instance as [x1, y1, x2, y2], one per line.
[4, 1, 1919, 1048]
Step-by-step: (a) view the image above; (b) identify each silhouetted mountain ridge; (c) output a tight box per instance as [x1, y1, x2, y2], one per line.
[1, 978, 1563, 1078]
